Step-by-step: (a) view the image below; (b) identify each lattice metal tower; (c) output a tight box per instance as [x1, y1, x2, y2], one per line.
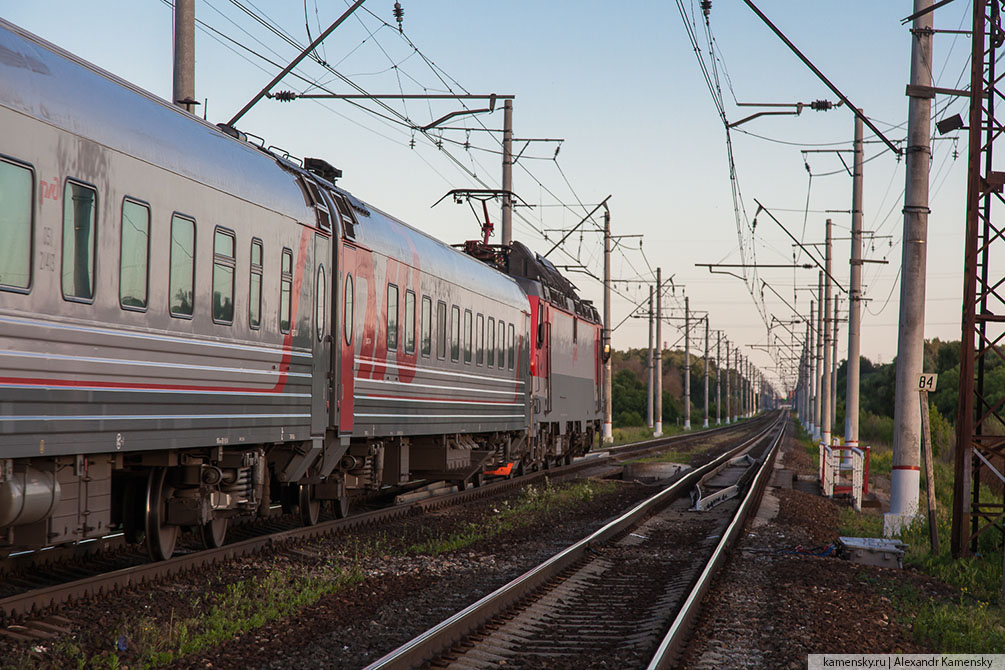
[953, 0, 1005, 557]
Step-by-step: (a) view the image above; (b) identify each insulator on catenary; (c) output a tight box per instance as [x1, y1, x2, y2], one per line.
[393, 2, 404, 32]
[273, 91, 297, 102]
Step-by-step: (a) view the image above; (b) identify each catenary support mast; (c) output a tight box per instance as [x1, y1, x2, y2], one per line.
[888, 0, 933, 536]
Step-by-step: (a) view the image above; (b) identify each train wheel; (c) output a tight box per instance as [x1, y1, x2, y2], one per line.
[145, 468, 178, 561]
[299, 484, 320, 526]
[333, 494, 350, 519]
[471, 472, 484, 488]
[200, 517, 228, 549]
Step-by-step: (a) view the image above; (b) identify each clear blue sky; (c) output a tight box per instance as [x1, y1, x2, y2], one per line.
[3, 1, 974, 394]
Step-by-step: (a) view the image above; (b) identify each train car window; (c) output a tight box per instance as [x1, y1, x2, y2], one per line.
[436, 301, 447, 359]
[508, 324, 516, 370]
[386, 283, 399, 350]
[344, 274, 354, 344]
[463, 310, 472, 364]
[573, 317, 578, 343]
[404, 290, 416, 354]
[0, 159, 33, 291]
[497, 320, 505, 369]
[331, 192, 357, 239]
[316, 265, 326, 340]
[305, 180, 330, 230]
[421, 295, 431, 357]
[119, 199, 149, 310]
[61, 181, 97, 302]
[212, 228, 236, 324]
[249, 239, 263, 329]
[487, 317, 495, 367]
[450, 305, 460, 362]
[476, 314, 484, 366]
[169, 214, 195, 317]
[280, 248, 293, 333]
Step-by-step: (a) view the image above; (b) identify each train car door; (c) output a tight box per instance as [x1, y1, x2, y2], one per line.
[311, 233, 332, 437]
[338, 245, 358, 434]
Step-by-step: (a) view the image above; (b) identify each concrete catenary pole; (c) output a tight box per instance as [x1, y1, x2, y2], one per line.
[739, 355, 745, 419]
[887, 0, 933, 536]
[602, 207, 613, 443]
[173, 0, 195, 113]
[831, 293, 840, 438]
[734, 348, 741, 423]
[703, 317, 710, 428]
[725, 341, 732, 425]
[655, 267, 663, 437]
[806, 322, 813, 432]
[744, 357, 750, 417]
[814, 274, 824, 441]
[716, 331, 722, 425]
[748, 359, 753, 417]
[803, 328, 811, 430]
[821, 221, 834, 447]
[501, 100, 514, 246]
[684, 296, 691, 430]
[845, 112, 864, 450]
[647, 286, 654, 430]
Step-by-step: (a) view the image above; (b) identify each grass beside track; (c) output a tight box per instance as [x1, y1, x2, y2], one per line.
[3, 478, 622, 670]
[407, 478, 618, 555]
[797, 418, 1005, 652]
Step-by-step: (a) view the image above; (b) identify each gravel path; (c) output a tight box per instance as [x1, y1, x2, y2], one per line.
[678, 428, 957, 669]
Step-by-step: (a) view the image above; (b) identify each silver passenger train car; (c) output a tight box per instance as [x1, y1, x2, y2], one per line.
[0, 18, 602, 561]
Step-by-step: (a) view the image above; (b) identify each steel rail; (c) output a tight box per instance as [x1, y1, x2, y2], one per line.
[646, 418, 787, 669]
[0, 417, 769, 619]
[362, 411, 785, 670]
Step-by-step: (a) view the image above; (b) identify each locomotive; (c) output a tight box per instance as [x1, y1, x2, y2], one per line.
[0, 19, 604, 561]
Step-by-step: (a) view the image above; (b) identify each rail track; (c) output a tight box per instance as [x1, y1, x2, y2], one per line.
[363, 412, 786, 670]
[0, 415, 772, 624]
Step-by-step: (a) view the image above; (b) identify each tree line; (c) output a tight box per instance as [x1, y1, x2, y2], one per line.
[610, 338, 994, 457]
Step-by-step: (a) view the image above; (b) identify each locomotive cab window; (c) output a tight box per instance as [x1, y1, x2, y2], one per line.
[169, 214, 195, 317]
[249, 239, 263, 329]
[280, 248, 293, 333]
[421, 295, 432, 357]
[386, 283, 399, 350]
[0, 158, 33, 291]
[404, 290, 416, 354]
[450, 305, 460, 362]
[119, 199, 149, 310]
[436, 301, 447, 359]
[62, 180, 97, 302]
[212, 227, 236, 324]
[316, 265, 326, 340]
[536, 303, 545, 347]
[344, 273, 354, 345]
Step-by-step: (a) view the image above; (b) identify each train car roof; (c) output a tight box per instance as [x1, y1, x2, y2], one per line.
[345, 198, 530, 311]
[0, 19, 311, 221]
